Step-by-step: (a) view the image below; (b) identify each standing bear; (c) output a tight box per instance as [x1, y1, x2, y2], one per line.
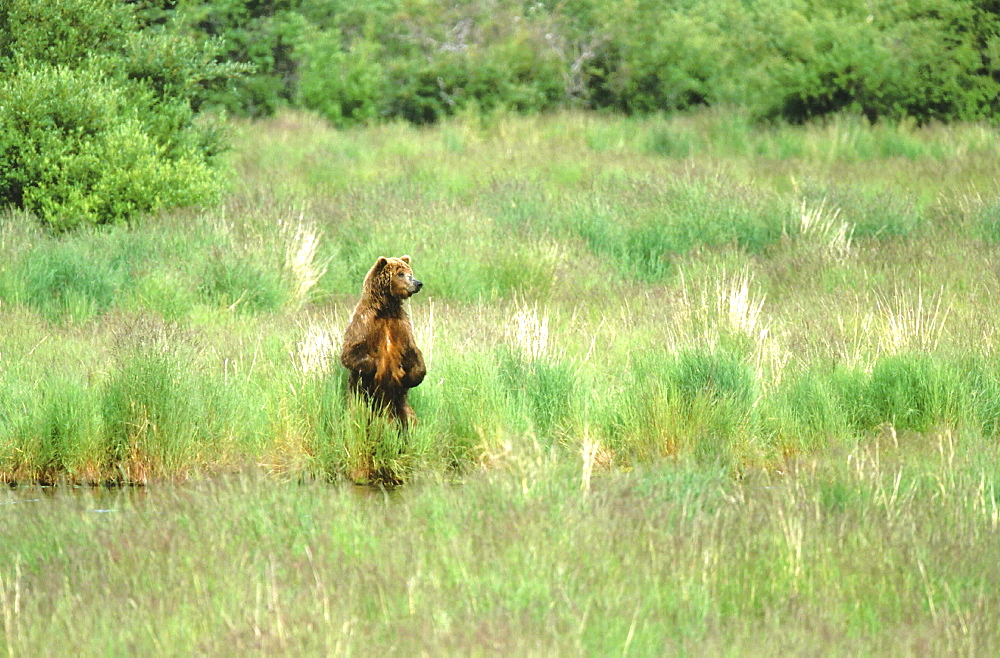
[340, 255, 426, 428]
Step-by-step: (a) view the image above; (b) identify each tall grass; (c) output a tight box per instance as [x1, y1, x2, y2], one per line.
[3, 109, 1000, 652]
[0, 109, 999, 483]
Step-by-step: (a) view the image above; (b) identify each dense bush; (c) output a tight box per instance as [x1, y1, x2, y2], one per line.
[160, 0, 999, 126]
[762, 0, 1000, 122]
[295, 30, 385, 128]
[0, 0, 240, 229]
[161, 0, 304, 117]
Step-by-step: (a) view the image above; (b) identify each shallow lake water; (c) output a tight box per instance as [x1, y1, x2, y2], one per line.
[2, 478, 402, 514]
[3, 483, 149, 513]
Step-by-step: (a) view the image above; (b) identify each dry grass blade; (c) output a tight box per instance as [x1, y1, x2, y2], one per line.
[799, 197, 853, 261]
[876, 286, 952, 355]
[282, 212, 330, 307]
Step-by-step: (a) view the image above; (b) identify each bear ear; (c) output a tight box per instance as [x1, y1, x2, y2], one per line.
[373, 256, 388, 270]
[400, 255, 411, 264]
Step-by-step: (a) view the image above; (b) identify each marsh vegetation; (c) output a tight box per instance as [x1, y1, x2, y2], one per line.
[2, 110, 999, 484]
[2, 110, 1000, 651]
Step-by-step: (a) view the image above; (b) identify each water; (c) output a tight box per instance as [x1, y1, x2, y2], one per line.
[2, 484, 148, 513]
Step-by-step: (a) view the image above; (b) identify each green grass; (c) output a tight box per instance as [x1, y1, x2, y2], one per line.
[2, 441, 999, 654]
[2, 108, 1000, 651]
[1, 109, 1000, 482]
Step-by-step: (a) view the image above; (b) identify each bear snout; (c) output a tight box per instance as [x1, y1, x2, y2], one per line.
[412, 279, 423, 294]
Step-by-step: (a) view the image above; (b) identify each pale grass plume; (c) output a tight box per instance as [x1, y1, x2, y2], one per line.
[669, 267, 767, 345]
[798, 197, 853, 261]
[717, 268, 766, 338]
[507, 298, 550, 361]
[281, 212, 330, 307]
[670, 267, 786, 385]
[716, 268, 790, 385]
[811, 297, 878, 369]
[295, 322, 338, 376]
[876, 286, 951, 355]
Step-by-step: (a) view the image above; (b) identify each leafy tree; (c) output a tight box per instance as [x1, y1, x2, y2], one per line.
[762, 0, 1000, 122]
[0, 0, 242, 229]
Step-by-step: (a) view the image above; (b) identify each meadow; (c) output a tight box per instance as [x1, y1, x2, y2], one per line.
[1, 110, 1000, 652]
[2, 109, 1000, 484]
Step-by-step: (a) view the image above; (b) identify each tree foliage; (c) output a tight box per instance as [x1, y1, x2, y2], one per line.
[0, 0, 242, 229]
[161, 0, 1000, 126]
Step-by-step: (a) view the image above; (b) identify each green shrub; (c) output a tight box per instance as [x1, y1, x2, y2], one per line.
[93, 0, 1000, 126]
[296, 31, 385, 127]
[163, 0, 306, 117]
[582, 5, 733, 114]
[0, 66, 221, 229]
[0, 0, 131, 66]
[377, 3, 566, 124]
[761, 1, 1000, 123]
[0, 0, 236, 229]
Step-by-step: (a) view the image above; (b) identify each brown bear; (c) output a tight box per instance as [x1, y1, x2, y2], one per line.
[340, 255, 426, 428]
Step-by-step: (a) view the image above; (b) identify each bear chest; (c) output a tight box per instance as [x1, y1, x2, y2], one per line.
[369, 318, 409, 354]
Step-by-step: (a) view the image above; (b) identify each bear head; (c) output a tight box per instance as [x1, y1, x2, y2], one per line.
[363, 255, 423, 301]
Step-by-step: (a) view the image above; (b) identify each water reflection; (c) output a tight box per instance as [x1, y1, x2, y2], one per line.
[3, 484, 148, 512]
[347, 482, 403, 504]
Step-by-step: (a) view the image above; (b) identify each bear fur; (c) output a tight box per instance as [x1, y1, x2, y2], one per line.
[340, 255, 426, 428]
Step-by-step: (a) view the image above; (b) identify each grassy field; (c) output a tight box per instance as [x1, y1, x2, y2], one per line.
[1, 109, 1000, 651]
[2, 109, 999, 483]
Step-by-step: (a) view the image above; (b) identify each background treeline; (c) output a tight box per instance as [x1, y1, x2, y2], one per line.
[171, 0, 1000, 125]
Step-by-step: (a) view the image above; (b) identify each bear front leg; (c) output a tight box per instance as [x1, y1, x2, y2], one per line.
[376, 359, 406, 388]
[374, 332, 406, 388]
[401, 347, 426, 388]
